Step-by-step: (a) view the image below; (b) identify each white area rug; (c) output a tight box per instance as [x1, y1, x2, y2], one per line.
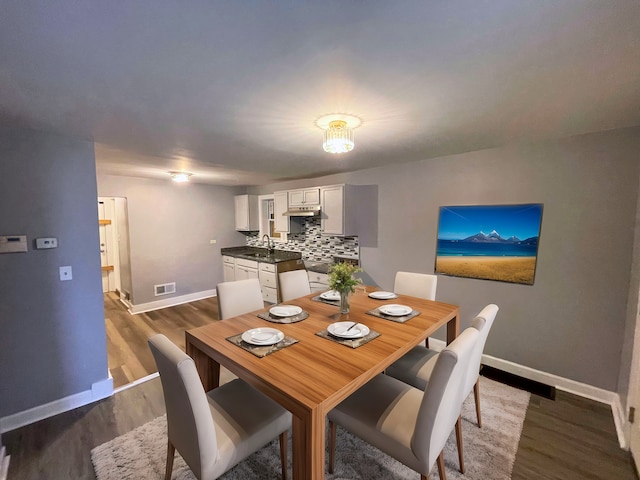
[92, 377, 530, 479]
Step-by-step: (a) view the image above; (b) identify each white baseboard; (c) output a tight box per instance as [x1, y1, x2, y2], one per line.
[113, 372, 159, 394]
[0, 376, 113, 434]
[128, 289, 217, 314]
[428, 338, 629, 449]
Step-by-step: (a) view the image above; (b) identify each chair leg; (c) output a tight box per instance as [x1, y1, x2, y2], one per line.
[425, 337, 429, 348]
[165, 439, 175, 480]
[474, 379, 482, 428]
[279, 431, 288, 480]
[328, 421, 337, 474]
[455, 416, 464, 473]
[436, 451, 446, 480]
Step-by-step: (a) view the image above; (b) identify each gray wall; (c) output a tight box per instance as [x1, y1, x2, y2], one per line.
[251, 127, 640, 392]
[97, 175, 245, 305]
[0, 126, 108, 417]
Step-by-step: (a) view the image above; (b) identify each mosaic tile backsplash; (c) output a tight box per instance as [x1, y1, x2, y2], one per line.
[245, 217, 359, 262]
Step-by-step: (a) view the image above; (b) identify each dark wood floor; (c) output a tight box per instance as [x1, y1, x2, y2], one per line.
[3, 296, 638, 479]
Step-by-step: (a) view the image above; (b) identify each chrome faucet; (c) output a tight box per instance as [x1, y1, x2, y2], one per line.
[262, 234, 274, 254]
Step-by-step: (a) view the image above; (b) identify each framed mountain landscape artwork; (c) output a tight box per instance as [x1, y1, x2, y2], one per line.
[435, 203, 543, 285]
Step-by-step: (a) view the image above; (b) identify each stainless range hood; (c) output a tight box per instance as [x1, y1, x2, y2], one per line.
[283, 205, 321, 216]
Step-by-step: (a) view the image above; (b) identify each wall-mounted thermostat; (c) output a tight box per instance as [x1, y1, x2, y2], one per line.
[36, 237, 58, 249]
[0, 235, 28, 253]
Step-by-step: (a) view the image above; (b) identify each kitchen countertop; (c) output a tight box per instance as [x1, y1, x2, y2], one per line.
[221, 246, 302, 264]
[303, 260, 332, 274]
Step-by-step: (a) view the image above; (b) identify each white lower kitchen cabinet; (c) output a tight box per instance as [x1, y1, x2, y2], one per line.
[259, 263, 278, 303]
[234, 258, 258, 281]
[221, 253, 306, 303]
[222, 255, 236, 282]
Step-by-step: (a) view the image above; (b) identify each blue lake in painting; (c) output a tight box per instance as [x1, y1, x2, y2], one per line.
[437, 240, 537, 257]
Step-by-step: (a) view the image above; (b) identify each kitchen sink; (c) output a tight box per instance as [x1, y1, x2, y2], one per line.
[243, 252, 272, 258]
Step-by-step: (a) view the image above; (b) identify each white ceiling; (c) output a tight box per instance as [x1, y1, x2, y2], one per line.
[1, 1, 639, 186]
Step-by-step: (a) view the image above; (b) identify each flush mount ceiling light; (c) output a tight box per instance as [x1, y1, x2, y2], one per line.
[316, 114, 362, 154]
[169, 171, 192, 183]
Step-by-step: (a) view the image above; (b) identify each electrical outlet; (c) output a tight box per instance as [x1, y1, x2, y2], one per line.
[210, 239, 217, 244]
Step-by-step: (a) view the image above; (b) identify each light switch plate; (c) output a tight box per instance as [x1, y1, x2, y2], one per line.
[59, 266, 72, 281]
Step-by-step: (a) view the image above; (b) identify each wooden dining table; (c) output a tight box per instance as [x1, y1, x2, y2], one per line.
[185, 289, 459, 480]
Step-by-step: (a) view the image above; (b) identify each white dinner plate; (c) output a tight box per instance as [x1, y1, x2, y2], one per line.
[320, 290, 341, 301]
[241, 328, 285, 345]
[378, 304, 413, 317]
[269, 305, 303, 317]
[328, 321, 370, 339]
[368, 291, 398, 300]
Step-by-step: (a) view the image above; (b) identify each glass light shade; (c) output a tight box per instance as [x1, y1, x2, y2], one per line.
[323, 120, 354, 154]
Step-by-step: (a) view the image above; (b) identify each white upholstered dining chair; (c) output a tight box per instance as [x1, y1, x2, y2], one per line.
[216, 278, 264, 320]
[394, 271, 438, 347]
[385, 303, 499, 473]
[394, 271, 438, 301]
[328, 327, 479, 480]
[279, 269, 312, 302]
[148, 334, 292, 480]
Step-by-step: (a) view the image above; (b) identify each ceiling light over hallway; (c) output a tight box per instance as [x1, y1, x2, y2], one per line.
[316, 114, 362, 154]
[169, 171, 192, 182]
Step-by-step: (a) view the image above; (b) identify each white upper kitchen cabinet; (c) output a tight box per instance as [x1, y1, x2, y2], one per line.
[235, 194, 259, 231]
[273, 191, 290, 233]
[288, 187, 320, 207]
[320, 185, 345, 235]
[320, 184, 376, 238]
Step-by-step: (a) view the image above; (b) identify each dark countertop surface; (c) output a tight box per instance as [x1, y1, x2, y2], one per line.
[221, 246, 302, 264]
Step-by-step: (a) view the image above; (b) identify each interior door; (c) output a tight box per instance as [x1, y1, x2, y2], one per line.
[98, 201, 110, 293]
[629, 308, 640, 465]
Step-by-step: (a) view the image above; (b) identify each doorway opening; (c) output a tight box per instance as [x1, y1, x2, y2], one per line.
[98, 197, 133, 305]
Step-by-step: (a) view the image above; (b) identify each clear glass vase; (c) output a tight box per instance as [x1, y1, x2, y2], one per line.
[339, 290, 351, 314]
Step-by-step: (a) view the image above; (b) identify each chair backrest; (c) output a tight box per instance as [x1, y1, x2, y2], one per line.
[148, 334, 217, 479]
[216, 278, 264, 320]
[394, 271, 437, 300]
[411, 326, 479, 471]
[279, 269, 312, 302]
[465, 303, 499, 394]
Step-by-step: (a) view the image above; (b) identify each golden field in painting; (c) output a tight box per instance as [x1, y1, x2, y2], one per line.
[435, 256, 537, 285]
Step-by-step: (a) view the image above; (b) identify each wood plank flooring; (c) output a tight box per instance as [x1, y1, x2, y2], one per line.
[104, 292, 221, 388]
[3, 295, 637, 479]
[512, 391, 637, 479]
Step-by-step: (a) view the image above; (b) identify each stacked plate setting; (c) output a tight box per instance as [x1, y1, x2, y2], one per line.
[378, 304, 412, 316]
[269, 305, 302, 317]
[242, 327, 284, 345]
[328, 321, 370, 339]
[320, 290, 341, 301]
[368, 291, 398, 300]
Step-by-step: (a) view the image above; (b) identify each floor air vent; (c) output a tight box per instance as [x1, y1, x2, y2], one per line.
[154, 282, 176, 296]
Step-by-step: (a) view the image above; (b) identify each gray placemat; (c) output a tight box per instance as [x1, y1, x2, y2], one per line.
[311, 295, 341, 306]
[226, 333, 299, 358]
[366, 308, 421, 323]
[257, 310, 309, 324]
[315, 329, 380, 348]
